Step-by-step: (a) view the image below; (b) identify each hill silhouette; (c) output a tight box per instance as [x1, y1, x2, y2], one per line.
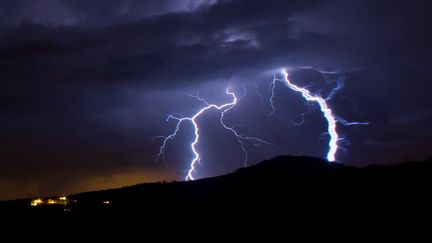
[1, 155, 431, 240]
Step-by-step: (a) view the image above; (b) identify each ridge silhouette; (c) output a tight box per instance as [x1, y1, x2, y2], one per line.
[1, 155, 431, 240]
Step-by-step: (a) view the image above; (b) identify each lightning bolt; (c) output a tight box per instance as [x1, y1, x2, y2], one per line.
[268, 69, 367, 162]
[155, 88, 271, 180]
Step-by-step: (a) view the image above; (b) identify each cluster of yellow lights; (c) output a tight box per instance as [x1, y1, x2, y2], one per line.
[30, 198, 43, 206]
[30, 196, 108, 207]
[30, 196, 68, 206]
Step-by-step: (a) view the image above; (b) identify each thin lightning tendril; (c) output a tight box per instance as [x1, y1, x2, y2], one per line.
[268, 74, 278, 116]
[326, 76, 345, 100]
[220, 96, 273, 167]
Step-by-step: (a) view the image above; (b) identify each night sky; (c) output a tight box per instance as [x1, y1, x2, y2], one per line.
[1, 0, 431, 200]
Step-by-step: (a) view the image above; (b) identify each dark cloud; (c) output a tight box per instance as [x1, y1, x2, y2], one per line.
[0, 0, 326, 89]
[0, 0, 214, 27]
[0, 0, 431, 200]
[0, 0, 74, 27]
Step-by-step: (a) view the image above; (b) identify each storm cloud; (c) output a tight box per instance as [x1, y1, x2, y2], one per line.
[1, 0, 431, 200]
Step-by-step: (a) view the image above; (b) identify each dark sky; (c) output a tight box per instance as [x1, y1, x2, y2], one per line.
[1, 0, 431, 200]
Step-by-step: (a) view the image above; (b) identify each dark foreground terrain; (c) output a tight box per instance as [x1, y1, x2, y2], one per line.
[1, 155, 431, 240]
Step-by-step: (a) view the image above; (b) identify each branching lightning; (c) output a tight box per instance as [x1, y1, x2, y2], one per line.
[155, 88, 271, 181]
[268, 69, 368, 162]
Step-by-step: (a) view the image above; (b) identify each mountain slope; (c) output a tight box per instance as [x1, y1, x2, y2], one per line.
[2, 155, 431, 210]
[1, 155, 431, 240]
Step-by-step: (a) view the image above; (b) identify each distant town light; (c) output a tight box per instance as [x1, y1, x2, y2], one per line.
[30, 198, 43, 206]
[102, 200, 111, 204]
[31, 197, 69, 207]
[47, 199, 57, 204]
